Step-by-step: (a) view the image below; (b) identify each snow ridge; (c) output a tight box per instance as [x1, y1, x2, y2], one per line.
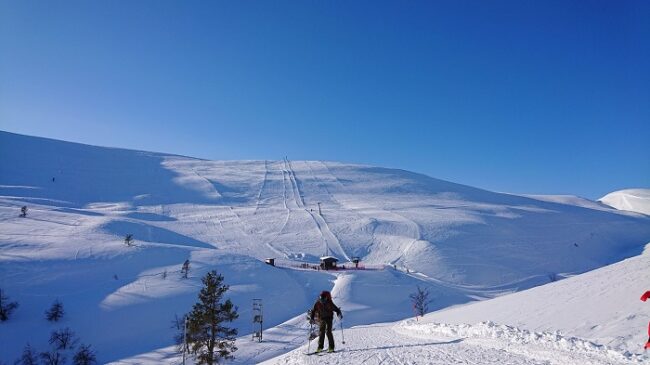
[397, 320, 645, 363]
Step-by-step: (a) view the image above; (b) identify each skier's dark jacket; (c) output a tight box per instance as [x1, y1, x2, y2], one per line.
[310, 291, 341, 321]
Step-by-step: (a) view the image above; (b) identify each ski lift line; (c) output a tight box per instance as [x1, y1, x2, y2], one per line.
[190, 168, 222, 198]
[289, 160, 351, 262]
[281, 161, 302, 211]
[280, 164, 289, 211]
[285, 159, 305, 208]
[261, 162, 294, 259]
[253, 160, 270, 216]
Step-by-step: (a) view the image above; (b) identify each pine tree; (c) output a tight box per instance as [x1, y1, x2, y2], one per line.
[185, 270, 239, 364]
[0, 288, 19, 321]
[73, 344, 97, 365]
[46, 299, 65, 322]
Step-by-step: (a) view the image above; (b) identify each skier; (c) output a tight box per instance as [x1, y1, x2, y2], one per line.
[309, 290, 342, 353]
[642, 291, 650, 350]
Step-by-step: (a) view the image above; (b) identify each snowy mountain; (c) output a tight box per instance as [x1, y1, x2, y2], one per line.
[600, 189, 650, 216]
[1, 131, 649, 364]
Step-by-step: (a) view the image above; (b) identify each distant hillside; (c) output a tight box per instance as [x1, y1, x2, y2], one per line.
[2, 131, 649, 288]
[600, 189, 650, 215]
[1, 130, 650, 363]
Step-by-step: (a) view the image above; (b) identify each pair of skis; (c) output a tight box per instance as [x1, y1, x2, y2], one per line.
[306, 350, 339, 356]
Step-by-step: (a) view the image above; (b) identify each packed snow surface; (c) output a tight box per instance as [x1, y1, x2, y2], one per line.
[264, 320, 644, 365]
[1, 131, 649, 364]
[600, 189, 650, 215]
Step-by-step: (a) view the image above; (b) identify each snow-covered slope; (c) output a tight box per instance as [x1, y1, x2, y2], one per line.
[424, 250, 650, 353]
[600, 189, 650, 215]
[1, 131, 649, 363]
[264, 250, 650, 364]
[2, 131, 648, 287]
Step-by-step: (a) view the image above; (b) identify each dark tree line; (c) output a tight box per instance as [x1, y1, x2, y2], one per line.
[16, 329, 96, 365]
[1, 290, 97, 365]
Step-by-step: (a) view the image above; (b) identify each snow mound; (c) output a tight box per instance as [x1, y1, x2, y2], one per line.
[423, 252, 650, 354]
[600, 189, 650, 215]
[397, 321, 642, 363]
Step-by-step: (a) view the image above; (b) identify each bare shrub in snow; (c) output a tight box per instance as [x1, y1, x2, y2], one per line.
[410, 285, 432, 317]
[73, 344, 97, 365]
[49, 328, 78, 350]
[172, 313, 188, 351]
[19, 344, 38, 365]
[40, 350, 65, 365]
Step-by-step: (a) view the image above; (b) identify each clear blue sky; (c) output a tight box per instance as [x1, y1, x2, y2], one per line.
[1, 1, 648, 199]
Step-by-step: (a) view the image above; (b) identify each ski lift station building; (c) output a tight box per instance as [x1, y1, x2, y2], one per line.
[320, 256, 339, 270]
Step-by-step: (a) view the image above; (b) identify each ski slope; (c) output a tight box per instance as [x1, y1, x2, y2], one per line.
[263, 251, 650, 364]
[1, 131, 649, 364]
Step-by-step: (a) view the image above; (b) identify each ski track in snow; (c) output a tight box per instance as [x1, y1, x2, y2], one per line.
[253, 160, 270, 215]
[264, 320, 644, 365]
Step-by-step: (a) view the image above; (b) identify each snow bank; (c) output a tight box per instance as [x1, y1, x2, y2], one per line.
[397, 321, 643, 362]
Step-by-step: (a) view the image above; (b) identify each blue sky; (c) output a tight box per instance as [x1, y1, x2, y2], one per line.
[1, 0, 648, 199]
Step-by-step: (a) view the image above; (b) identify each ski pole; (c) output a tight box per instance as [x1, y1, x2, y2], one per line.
[307, 321, 313, 354]
[339, 318, 345, 344]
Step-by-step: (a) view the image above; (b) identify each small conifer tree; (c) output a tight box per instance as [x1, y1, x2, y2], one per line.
[181, 259, 190, 279]
[185, 270, 239, 364]
[46, 299, 65, 322]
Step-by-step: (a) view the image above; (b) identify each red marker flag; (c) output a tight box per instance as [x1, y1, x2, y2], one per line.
[641, 291, 650, 302]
